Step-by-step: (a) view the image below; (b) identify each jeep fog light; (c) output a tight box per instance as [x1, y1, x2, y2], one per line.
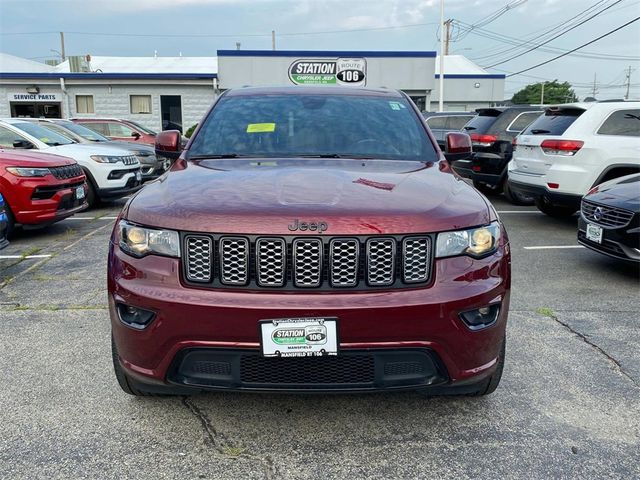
[116, 302, 156, 329]
[459, 304, 500, 330]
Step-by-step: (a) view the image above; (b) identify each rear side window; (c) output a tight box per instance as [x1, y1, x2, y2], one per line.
[426, 116, 446, 129]
[462, 112, 500, 133]
[522, 108, 584, 135]
[507, 111, 542, 133]
[597, 109, 640, 137]
[447, 115, 474, 130]
[82, 122, 109, 136]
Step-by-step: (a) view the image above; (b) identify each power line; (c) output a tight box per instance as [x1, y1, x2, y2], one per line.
[0, 22, 440, 39]
[507, 16, 640, 77]
[486, 0, 623, 68]
[457, 21, 640, 61]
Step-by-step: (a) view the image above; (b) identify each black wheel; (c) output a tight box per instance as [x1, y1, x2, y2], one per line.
[503, 179, 534, 206]
[535, 197, 576, 218]
[85, 180, 100, 209]
[473, 180, 502, 196]
[3, 201, 16, 239]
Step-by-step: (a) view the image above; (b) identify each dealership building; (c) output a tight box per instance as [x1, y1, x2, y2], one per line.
[0, 50, 505, 133]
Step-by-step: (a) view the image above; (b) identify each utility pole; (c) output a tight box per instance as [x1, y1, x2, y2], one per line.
[438, 0, 445, 112]
[624, 65, 633, 100]
[591, 73, 598, 98]
[444, 19, 452, 55]
[271, 30, 276, 51]
[540, 81, 545, 105]
[59, 32, 66, 61]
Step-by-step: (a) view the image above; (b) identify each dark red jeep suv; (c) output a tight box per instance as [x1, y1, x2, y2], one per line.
[109, 87, 511, 396]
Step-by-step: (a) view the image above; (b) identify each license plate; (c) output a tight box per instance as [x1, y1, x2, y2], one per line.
[586, 223, 603, 244]
[75, 186, 85, 200]
[260, 317, 338, 358]
[135, 171, 142, 182]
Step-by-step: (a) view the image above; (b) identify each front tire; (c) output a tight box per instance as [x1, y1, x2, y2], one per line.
[535, 197, 576, 218]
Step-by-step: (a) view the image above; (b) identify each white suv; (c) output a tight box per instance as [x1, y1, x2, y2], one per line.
[0, 119, 142, 206]
[508, 101, 640, 217]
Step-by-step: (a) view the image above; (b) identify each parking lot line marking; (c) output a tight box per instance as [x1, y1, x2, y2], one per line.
[65, 216, 119, 221]
[497, 210, 542, 214]
[0, 254, 53, 259]
[523, 245, 585, 250]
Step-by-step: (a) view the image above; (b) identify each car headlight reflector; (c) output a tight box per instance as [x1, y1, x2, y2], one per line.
[6, 167, 51, 177]
[436, 222, 501, 258]
[118, 220, 180, 258]
[91, 155, 125, 163]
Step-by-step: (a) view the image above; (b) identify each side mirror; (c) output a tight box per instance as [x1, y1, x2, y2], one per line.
[444, 132, 472, 162]
[13, 139, 34, 149]
[131, 131, 141, 139]
[155, 130, 182, 160]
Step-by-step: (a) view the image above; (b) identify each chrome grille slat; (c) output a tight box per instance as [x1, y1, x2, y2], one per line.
[293, 239, 323, 287]
[330, 239, 359, 287]
[219, 237, 249, 285]
[403, 237, 431, 283]
[256, 238, 286, 286]
[366, 238, 396, 286]
[581, 200, 634, 228]
[184, 235, 433, 289]
[185, 235, 212, 282]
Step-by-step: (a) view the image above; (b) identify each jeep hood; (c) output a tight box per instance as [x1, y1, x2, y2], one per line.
[126, 159, 492, 235]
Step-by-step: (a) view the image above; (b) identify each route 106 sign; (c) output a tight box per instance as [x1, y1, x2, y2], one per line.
[288, 58, 366, 87]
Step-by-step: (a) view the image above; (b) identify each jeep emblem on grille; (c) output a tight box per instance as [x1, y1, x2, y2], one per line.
[288, 219, 328, 233]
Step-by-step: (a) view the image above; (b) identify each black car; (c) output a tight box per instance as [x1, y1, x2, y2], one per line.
[0, 193, 8, 250]
[423, 111, 476, 148]
[578, 173, 640, 262]
[451, 106, 543, 205]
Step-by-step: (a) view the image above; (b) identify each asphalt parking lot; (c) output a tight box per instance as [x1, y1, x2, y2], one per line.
[0, 194, 638, 479]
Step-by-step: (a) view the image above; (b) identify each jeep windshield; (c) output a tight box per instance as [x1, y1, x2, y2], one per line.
[188, 93, 438, 162]
[14, 122, 75, 146]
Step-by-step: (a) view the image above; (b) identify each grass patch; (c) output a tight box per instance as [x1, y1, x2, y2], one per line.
[222, 446, 245, 458]
[536, 307, 556, 318]
[20, 247, 42, 258]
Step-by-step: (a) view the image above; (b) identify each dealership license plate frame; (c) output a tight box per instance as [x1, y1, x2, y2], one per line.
[75, 186, 85, 200]
[586, 223, 603, 244]
[259, 317, 339, 358]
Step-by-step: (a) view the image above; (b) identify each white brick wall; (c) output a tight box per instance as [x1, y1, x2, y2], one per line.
[0, 82, 217, 132]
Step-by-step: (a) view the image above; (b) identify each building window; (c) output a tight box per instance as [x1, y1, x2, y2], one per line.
[130, 95, 152, 114]
[75, 95, 94, 114]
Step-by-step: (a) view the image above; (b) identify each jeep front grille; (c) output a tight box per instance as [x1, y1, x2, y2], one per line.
[581, 200, 634, 228]
[49, 164, 83, 180]
[182, 234, 433, 290]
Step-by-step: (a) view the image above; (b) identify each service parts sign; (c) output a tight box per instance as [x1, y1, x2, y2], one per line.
[288, 58, 366, 86]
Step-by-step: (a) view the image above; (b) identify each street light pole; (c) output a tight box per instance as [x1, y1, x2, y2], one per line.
[439, 0, 445, 112]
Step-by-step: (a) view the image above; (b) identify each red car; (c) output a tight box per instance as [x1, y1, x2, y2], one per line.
[109, 87, 510, 397]
[71, 118, 157, 146]
[0, 149, 88, 235]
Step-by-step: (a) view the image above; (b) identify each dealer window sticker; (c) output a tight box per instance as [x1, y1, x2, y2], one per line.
[388, 101, 405, 111]
[247, 123, 276, 133]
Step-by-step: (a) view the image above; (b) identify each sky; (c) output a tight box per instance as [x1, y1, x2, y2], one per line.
[0, 0, 639, 100]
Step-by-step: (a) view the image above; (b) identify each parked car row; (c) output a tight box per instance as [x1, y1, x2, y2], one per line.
[0, 116, 173, 247]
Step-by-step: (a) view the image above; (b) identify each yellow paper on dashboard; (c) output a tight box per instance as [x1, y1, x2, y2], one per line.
[247, 123, 276, 133]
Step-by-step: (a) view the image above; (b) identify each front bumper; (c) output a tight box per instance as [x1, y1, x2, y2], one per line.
[98, 176, 143, 199]
[578, 216, 640, 262]
[10, 179, 88, 226]
[109, 242, 511, 392]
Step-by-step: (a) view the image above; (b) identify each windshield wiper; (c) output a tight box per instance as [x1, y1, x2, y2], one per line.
[189, 153, 260, 159]
[530, 129, 551, 134]
[463, 127, 477, 131]
[298, 154, 375, 159]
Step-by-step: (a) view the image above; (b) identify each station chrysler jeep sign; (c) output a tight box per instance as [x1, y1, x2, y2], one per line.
[288, 58, 366, 86]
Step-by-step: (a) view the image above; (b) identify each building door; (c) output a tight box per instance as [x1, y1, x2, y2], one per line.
[10, 102, 61, 118]
[160, 95, 182, 133]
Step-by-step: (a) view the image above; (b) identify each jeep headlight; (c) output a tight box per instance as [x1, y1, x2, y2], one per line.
[118, 220, 180, 258]
[6, 167, 50, 177]
[436, 222, 501, 258]
[91, 155, 125, 164]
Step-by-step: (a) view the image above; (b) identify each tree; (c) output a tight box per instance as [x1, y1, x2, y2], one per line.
[511, 80, 578, 104]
